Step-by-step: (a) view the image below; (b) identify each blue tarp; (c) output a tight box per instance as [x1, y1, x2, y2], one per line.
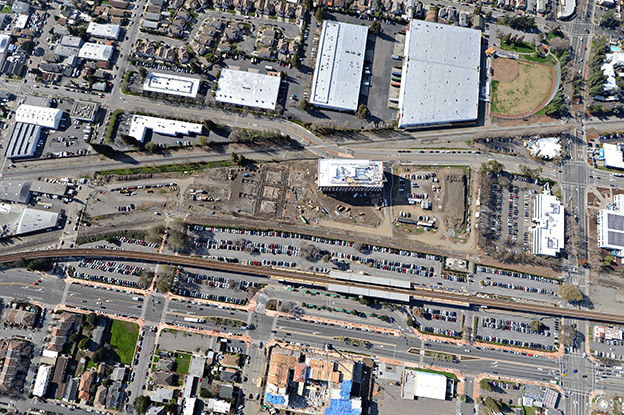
[339, 380, 352, 400]
[325, 399, 361, 415]
[265, 393, 286, 405]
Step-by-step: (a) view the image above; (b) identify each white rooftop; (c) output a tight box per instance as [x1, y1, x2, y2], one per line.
[16, 208, 59, 235]
[309, 21, 367, 112]
[78, 42, 114, 61]
[601, 53, 624, 92]
[128, 115, 203, 143]
[398, 20, 481, 128]
[402, 370, 447, 400]
[598, 194, 624, 255]
[33, 365, 52, 397]
[15, 105, 62, 129]
[525, 137, 562, 160]
[215, 69, 281, 110]
[317, 159, 385, 188]
[557, 0, 576, 19]
[531, 193, 564, 257]
[603, 143, 624, 169]
[143, 72, 201, 98]
[87, 22, 121, 39]
[0, 35, 11, 55]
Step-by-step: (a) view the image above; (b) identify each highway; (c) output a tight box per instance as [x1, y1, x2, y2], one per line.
[2, 248, 624, 324]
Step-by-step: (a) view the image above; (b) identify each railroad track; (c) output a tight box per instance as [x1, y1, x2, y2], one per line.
[0, 248, 620, 324]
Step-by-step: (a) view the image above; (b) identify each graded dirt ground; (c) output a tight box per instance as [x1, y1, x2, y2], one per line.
[491, 57, 518, 82]
[491, 60, 554, 116]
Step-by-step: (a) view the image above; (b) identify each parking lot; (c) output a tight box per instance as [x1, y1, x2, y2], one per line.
[37, 99, 96, 159]
[410, 303, 463, 339]
[474, 266, 561, 304]
[172, 266, 261, 306]
[479, 174, 543, 255]
[188, 226, 442, 285]
[590, 324, 624, 364]
[474, 310, 557, 352]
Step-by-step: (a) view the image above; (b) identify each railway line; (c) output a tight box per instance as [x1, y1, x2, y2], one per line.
[1, 248, 621, 324]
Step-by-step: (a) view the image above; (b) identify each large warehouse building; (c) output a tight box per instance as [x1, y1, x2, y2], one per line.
[215, 69, 281, 110]
[598, 194, 624, 256]
[309, 21, 368, 112]
[398, 20, 481, 128]
[401, 369, 449, 400]
[317, 159, 385, 192]
[5, 105, 63, 159]
[143, 72, 201, 99]
[15, 105, 62, 129]
[128, 115, 203, 143]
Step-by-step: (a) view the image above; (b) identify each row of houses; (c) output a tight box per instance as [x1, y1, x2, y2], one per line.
[495, 0, 550, 13]
[133, 39, 191, 64]
[0, 340, 32, 394]
[215, 0, 304, 17]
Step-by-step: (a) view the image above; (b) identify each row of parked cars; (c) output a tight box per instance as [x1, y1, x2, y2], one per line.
[78, 259, 144, 276]
[480, 280, 556, 297]
[476, 266, 561, 285]
[481, 317, 551, 337]
[172, 287, 246, 305]
[73, 272, 143, 288]
[475, 335, 556, 351]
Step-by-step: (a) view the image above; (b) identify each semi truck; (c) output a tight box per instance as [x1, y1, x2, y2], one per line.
[184, 317, 206, 323]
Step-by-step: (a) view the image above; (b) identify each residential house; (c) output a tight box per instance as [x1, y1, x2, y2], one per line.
[458, 12, 469, 26]
[177, 48, 190, 64]
[221, 369, 238, 383]
[277, 38, 289, 54]
[152, 371, 175, 386]
[156, 45, 176, 62]
[77, 371, 93, 402]
[107, 382, 123, 409]
[94, 385, 107, 408]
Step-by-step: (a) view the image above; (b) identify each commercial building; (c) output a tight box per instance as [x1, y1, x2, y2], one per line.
[86, 22, 121, 40]
[128, 115, 203, 143]
[215, 68, 281, 110]
[33, 365, 53, 397]
[557, 0, 576, 19]
[0, 35, 11, 69]
[598, 194, 624, 256]
[531, 193, 564, 257]
[594, 325, 623, 340]
[602, 143, 624, 170]
[4, 123, 42, 159]
[78, 43, 115, 62]
[309, 21, 367, 112]
[16, 207, 59, 234]
[398, 20, 481, 128]
[401, 369, 449, 400]
[15, 105, 63, 129]
[328, 270, 411, 302]
[143, 72, 201, 99]
[317, 159, 385, 192]
[0, 180, 32, 204]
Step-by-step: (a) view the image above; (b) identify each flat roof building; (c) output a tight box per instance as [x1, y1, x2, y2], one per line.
[215, 69, 281, 110]
[598, 194, 624, 256]
[86, 22, 121, 39]
[33, 365, 53, 397]
[16, 208, 59, 235]
[318, 159, 385, 192]
[309, 21, 367, 112]
[401, 369, 448, 400]
[128, 115, 203, 143]
[531, 193, 564, 257]
[603, 143, 624, 170]
[4, 123, 42, 159]
[398, 20, 481, 128]
[15, 105, 63, 129]
[78, 43, 114, 62]
[143, 72, 201, 98]
[0, 180, 32, 203]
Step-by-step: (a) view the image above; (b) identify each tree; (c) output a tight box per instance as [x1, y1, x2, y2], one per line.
[480, 379, 492, 391]
[484, 397, 502, 412]
[485, 10, 492, 19]
[146, 225, 165, 244]
[203, 119, 217, 131]
[480, 160, 504, 175]
[560, 324, 577, 346]
[300, 99, 310, 112]
[358, 297, 370, 306]
[85, 313, 98, 328]
[133, 396, 151, 415]
[356, 104, 370, 119]
[120, 134, 139, 147]
[549, 37, 570, 55]
[290, 54, 301, 70]
[78, 337, 90, 350]
[139, 270, 154, 289]
[21, 40, 34, 53]
[155, 265, 176, 293]
[369, 20, 381, 34]
[315, 6, 325, 22]
[559, 283, 583, 303]
[530, 319, 544, 332]
[600, 9, 621, 29]
[518, 165, 542, 180]
[138, 67, 147, 80]
[199, 388, 212, 398]
[143, 141, 159, 153]
[198, 136, 209, 146]
[473, 4, 482, 15]
[279, 70, 287, 79]
[167, 218, 187, 251]
[322, 254, 332, 263]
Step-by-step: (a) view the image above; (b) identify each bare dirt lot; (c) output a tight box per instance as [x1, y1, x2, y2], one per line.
[491, 61, 554, 117]
[491, 57, 518, 82]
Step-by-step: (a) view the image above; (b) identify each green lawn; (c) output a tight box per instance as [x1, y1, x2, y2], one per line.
[109, 320, 139, 364]
[500, 41, 535, 54]
[176, 353, 192, 374]
[405, 367, 458, 382]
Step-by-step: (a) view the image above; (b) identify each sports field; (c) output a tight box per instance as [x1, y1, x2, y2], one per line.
[491, 59, 554, 117]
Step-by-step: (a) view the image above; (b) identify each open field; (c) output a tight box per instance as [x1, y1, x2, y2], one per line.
[110, 320, 139, 364]
[176, 353, 192, 374]
[491, 60, 554, 117]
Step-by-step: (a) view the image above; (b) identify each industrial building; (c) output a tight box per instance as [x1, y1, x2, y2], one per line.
[309, 21, 368, 112]
[214, 69, 281, 110]
[16, 207, 60, 234]
[0, 35, 11, 70]
[397, 20, 481, 128]
[531, 193, 564, 257]
[317, 159, 385, 192]
[598, 194, 624, 256]
[4, 123, 42, 159]
[78, 43, 115, 62]
[86, 22, 121, 39]
[328, 270, 411, 302]
[33, 365, 53, 397]
[143, 72, 201, 99]
[15, 105, 63, 129]
[401, 369, 449, 400]
[128, 115, 203, 143]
